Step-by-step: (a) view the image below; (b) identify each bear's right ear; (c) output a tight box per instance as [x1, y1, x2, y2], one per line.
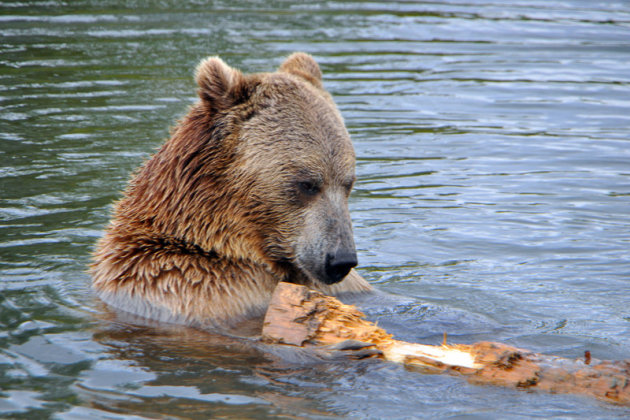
[195, 56, 248, 111]
[279, 52, 323, 89]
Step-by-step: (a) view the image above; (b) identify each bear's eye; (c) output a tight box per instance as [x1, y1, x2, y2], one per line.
[341, 176, 356, 196]
[298, 180, 321, 196]
[343, 179, 355, 194]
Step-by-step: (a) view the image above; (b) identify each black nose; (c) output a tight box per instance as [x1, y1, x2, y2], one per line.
[324, 251, 358, 284]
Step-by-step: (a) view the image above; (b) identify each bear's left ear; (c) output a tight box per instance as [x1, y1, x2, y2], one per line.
[279, 52, 323, 88]
[195, 56, 249, 111]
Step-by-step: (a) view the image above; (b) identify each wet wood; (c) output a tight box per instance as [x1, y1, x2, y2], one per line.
[262, 282, 630, 406]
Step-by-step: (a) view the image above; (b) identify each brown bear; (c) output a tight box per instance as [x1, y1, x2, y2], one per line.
[91, 53, 372, 330]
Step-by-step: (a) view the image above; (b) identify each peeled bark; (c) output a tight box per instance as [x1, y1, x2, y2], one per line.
[262, 282, 630, 406]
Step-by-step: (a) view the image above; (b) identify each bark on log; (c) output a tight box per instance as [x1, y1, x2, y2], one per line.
[262, 282, 630, 406]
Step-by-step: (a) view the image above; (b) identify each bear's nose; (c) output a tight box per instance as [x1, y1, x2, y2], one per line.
[324, 251, 358, 284]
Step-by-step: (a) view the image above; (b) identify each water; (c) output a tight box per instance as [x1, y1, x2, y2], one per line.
[1, 0, 630, 418]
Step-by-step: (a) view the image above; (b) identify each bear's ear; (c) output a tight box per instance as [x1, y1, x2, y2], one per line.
[279, 52, 323, 88]
[195, 56, 248, 110]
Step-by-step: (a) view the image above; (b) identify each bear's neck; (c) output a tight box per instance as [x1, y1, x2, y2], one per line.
[115, 208, 286, 278]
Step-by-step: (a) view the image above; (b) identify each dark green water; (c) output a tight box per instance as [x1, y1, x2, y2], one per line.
[1, 1, 630, 418]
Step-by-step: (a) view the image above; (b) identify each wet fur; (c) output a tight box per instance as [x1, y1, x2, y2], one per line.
[91, 53, 372, 329]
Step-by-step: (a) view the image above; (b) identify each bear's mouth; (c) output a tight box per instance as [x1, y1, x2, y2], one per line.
[278, 258, 328, 287]
[275, 258, 306, 284]
[279, 245, 357, 286]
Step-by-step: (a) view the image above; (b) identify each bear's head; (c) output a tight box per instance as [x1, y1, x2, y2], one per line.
[124, 53, 358, 287]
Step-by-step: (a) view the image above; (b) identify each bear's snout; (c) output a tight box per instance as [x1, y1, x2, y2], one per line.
[324, 250, 358, 284]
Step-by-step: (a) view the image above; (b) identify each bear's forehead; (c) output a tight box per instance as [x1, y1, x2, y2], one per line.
[252, 76, 348, 140]
[238, 138, 355, 186]
[238, 121, 354, 182]
[232, 73, 356, 179]
[239, 117, 354, 164]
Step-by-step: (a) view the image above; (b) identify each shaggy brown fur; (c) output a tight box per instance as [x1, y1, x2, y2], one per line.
[91, 53, 372, 329]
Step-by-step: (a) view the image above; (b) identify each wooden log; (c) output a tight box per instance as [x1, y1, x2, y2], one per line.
[262, 282, 630, 406]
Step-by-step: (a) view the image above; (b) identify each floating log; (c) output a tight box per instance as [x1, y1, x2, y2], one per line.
[262, 282, 630, 406]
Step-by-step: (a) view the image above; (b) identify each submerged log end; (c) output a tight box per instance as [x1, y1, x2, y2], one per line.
[467, 342, 630, 405]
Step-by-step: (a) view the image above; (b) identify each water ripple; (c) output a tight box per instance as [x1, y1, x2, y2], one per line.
[1, 0, 630, 418]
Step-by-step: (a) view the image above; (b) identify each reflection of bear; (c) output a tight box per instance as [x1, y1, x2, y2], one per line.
[91, 53, 372, 328]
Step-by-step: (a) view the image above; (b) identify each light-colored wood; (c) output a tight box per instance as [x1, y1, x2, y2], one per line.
[262, 282, 630, 406]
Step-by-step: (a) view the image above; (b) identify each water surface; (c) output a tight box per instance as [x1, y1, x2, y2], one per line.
[1, 1, 630, 418]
